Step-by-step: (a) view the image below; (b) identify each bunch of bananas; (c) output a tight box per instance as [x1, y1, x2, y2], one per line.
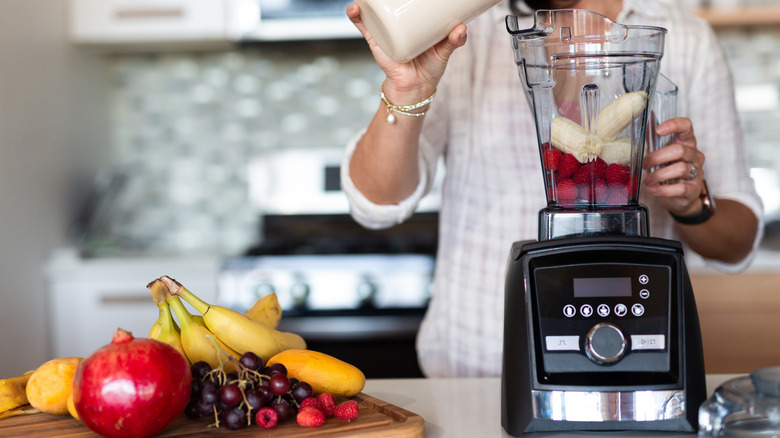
[147, 276, 306, 370]
[0, 372, 36, 419]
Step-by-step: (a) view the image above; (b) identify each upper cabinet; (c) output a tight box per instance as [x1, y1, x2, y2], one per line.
[69, 0, 359, 51]
[70, 0, 242, 49]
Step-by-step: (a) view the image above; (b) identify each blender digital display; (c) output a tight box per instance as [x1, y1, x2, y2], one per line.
[572, 277, 632, 298]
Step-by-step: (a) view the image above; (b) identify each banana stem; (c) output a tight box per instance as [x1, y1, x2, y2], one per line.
[147, 278, 170, 304]
[158, 301, 179, 334]
[161, 276, 210, 315]
[168, 295, 196, 328]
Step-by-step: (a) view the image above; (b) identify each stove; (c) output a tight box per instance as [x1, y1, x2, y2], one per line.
[216, 148, 442, 378]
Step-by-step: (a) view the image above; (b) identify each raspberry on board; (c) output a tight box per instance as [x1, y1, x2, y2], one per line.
[255, 406, 278, 430]
[299, 397, 324, 413]
[297, 406, 326, 428]
[317, 393, 337, 417]
[335, 400, 359, 422]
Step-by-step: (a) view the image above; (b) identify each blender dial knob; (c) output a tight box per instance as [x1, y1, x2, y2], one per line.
[586, 322, 626, 364]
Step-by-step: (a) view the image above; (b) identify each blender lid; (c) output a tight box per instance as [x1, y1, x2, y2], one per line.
[699, 366, 780, 436]
[505, 9, 667, 85]
[506, 8, 667, 46]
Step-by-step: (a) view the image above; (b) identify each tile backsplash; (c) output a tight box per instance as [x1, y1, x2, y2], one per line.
[89, 25, 780, 257]
[92, 41, 382, 257]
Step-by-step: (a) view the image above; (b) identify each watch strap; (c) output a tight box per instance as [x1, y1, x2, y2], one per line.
[670, 203, 713, 225]
[670, 180, 715, 225]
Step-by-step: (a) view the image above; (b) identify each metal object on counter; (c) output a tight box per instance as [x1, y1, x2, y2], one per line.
[699, 367, 780, 436]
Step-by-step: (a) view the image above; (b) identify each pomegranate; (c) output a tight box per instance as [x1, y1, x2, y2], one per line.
[72, 328, 192, 438]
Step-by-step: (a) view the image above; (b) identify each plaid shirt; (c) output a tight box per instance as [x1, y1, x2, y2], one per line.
[341, 0, 763, 377]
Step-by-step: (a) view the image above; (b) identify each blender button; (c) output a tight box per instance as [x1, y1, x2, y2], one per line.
[580, 304, 593, 317]
[630, 334, 665, 350]
[639, 289, 650, 299]
[545, 335, 580, 351]
[563, 304, 576, 317]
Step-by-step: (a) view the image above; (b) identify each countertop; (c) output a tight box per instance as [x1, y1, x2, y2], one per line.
[363, 375, 738, 438]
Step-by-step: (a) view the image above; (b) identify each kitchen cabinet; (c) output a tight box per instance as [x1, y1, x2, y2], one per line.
[69, 0, 250, 49]
[690, 261, 780, 374]
[45, 250, 220, 359]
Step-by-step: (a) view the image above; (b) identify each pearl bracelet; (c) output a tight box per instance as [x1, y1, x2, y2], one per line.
[380, 82, 436, 124]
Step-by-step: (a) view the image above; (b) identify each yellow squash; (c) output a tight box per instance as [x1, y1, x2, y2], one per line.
[267, 349, 365, 398]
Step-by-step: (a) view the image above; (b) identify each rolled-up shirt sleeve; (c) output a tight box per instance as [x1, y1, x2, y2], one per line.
[340, 129, 435, 230]
[341, 82, 449, 230]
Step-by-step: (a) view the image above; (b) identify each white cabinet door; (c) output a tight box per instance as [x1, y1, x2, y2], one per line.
[70, 0, 230, 44]
[47, 253, 220, 358]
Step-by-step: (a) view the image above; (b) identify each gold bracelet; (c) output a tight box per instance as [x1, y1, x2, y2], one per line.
[380, 82, 436, 124]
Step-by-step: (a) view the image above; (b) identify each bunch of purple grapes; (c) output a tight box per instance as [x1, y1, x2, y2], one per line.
[185, 352, 314, 430]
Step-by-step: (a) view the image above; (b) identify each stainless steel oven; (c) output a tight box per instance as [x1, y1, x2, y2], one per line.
[216, 148, 442, 378]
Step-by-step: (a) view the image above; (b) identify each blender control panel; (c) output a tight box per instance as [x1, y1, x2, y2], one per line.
[532, 263, 672, 373]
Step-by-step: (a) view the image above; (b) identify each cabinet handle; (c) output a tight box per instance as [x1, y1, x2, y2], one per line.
[100, 294, 151, 305]
[115, 8, 184, 21]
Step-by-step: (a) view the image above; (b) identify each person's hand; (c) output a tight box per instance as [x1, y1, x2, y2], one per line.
[642, 117, 707, 217]
[346, 2, 467, 101]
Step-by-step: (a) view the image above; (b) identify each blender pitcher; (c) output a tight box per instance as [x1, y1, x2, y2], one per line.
[506, 10, 667, 240]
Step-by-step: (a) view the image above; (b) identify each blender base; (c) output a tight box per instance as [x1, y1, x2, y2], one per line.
[501, 235, 706, 435]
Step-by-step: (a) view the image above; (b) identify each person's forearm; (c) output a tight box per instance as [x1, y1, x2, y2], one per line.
[349, 101, 428, 205]
[675, 199, 758, 264]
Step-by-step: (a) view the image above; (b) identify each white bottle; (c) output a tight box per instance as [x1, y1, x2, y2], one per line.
[354, 0, 504, 63]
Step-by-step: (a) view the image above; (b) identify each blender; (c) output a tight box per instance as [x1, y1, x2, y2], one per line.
[501, 10, 706, 434]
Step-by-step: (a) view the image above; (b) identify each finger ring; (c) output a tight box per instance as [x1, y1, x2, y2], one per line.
[685, 162, 698, 180]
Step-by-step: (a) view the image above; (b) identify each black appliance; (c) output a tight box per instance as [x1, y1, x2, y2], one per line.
[501, 10, 706, 434]
[502, 235, 706, 433]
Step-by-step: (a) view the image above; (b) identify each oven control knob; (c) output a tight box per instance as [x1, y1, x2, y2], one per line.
[585, 322, 626, 364]
[253, 283, 275, 297]
[290, 281, 310, 309]
[356, 277, 377, 308]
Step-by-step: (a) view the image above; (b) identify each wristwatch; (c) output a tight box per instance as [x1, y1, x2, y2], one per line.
[670, 180, 716, 225]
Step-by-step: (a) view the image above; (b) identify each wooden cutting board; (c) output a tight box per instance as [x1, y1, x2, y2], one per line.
[0, 393, 423, 437]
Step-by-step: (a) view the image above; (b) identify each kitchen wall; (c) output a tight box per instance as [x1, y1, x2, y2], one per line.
[0, 0, 110, 376]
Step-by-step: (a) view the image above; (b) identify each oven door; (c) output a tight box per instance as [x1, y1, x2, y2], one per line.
[217, 252, 435, 378]
[278, 309, 426, 378]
